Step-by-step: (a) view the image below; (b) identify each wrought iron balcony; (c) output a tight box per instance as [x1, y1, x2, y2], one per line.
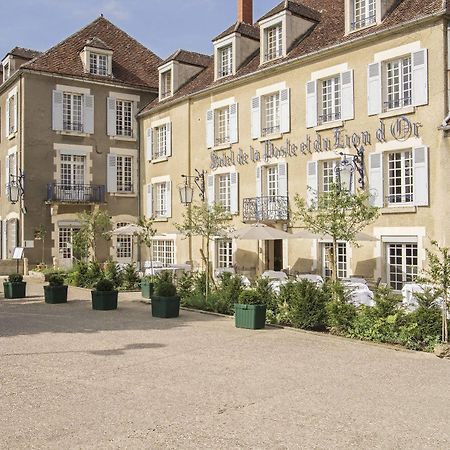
[385, 193, 414, 206]
[318, 111, 341, 125]
[63, 121, 84, 132]
[262, 125, 281, 137]
[243, 196, 289, 223]
[214, 135, 230, 146]
[47, 183, 105, 204]
[383, 97, 412, 112]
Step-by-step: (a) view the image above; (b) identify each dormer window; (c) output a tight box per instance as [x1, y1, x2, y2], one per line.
[89, 52, 108, 76]
[3, 62, 10, 82]
[160, 70, 172, 100]
[351, 0, 376, 31]
[218, 45, 233, 78]
[264, 23, 283, 62]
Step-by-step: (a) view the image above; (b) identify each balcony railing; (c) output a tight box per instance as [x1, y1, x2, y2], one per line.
[350, 15, 376, 31]
[63, 121, 83, 132]
[243, 196, 289, 223]
[385, 193, 414, 206]
[214, 135, 230, 146]
[383, 97, 412, 112]
[47, 183, 105, 203]
[262, 125, 280, 137]
[318, 111, 341, 125]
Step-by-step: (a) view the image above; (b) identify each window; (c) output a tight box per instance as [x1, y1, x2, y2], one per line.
[266, 165, 279, 197]
[152, 240, 174, 267]
[89, 53, 108, 76]
[218, 45, 233, 78]
[214, 107, 230, 146]
[154, 182, 168, 217]
[323, 243, 348, 279]
[321, 160, 338, 193]
[58, 226, 80, 262]
[115, 100, 132, 137]
[60, 154, 86, 187]
[262, 92, 280, 136]
[116, 222, 132, 261]
[217, 173, 231, 212]
[3, 62, 10, 82]
[319, 76, 341, 124]
[116, 155, 133, 193]
[63, 93, 83, 132]
[160, 70, 172, 99]
[7, 95, 16, 135]
[154, 124, 168, 159]
[351, 0, 376, 31]
[216, 239, 233, 269]
[387, 243, 418, 290]
[384, 56, 412, 111]
[386, 151, 413, 205]
[264, 23, 282, 61]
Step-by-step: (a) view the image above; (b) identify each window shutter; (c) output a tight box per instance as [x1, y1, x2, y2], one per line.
[14, 218, 19, 248]
[279, 88, 290, 133]
[278, 162, 288, 197]
[206, 109, 214, 148]
[230, 171, 239, 214]
[0, 221, 2, 260]
[306, 81, 318, 128]
[256, 166, 262, 198]
[166, 181, 172, 218]
[13, 94, 17, 133]
[368, 152, 384, 207]
[341, 70, 354, 121]
[251, 96, 261, 139]
[146, 128, 153, 161]
[107, 97, 117, 136]
[367, 62, 382, 116]
[2, 220, 7, 260]
[413, 146, 429, 206]
[166, 122, 172, 157]
[306, 161, 318, 207]
[84, 94, 94, 134]
[52, 90, 64, 131]
[12, 152, 17, 177]
[229, 103, 238, 144]
[106, 153, 117, 193]
[207, 174, 215, 207]
[412, 49, 428, 107]
[146, 184, 153, 218]
[5, 156, 10, 196]
[5, 97, 10, 136]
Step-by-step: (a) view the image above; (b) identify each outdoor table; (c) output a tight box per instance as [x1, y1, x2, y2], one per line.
[297, 274, 324, 285]
[342, 280, 375, 307]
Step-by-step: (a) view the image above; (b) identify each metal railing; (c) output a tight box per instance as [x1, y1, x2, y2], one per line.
[318, 111, 341, 125]
[383, 97, 412, 112]
[243, 196, 289, 222]
[350, 15, 376, 31]
[385, 193, 414, 206]
[214, 135, 230, 146]
[262, 125, 281, 137]
[63, 121, 83, 132]
[47, 183, 105, 203]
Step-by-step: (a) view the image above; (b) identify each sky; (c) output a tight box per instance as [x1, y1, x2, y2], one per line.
[0, 0, 278, 60]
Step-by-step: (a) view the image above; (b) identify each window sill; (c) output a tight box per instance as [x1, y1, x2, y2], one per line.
[379, 106, 415, 119]
[7, 132, 17, 140]
[213, 143, 232, 151]
[110, 136, 136, 142]
[57, 130, 90, 137]
[151, 157, 168, 164]
[154, 217, 169, 222]
[346, 22, 377, 36]
[259, 133, 282, 142]
[315, 120, 344, 132]
[109, 192, 137, 198]
[381, 205, 417, 215]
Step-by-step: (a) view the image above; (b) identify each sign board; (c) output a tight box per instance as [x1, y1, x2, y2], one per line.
[12, 247, 24, 260]
[24, 240, 34, 249]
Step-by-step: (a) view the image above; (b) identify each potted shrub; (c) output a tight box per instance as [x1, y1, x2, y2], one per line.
[44, 273, 68, 304]
[4, 273, 26, 299]
[151, 280, 180, 318]
[235, 289, 267, 330]
[141, 275, 155, 299]
[91, 278, 118, 311]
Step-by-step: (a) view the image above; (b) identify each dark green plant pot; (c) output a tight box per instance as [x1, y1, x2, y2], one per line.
[151, 295, 180, 318]
[3, 282, 26, 299]
[91, 290, 118, 310]
[141, 280, 154, 299]
[44, 285, 68, 304]
[234, 304, 266, 330]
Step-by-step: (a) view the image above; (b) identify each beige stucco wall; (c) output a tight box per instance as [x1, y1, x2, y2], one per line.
[141, 18, 450, 282]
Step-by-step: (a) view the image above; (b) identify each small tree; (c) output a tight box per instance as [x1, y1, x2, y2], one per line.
[419, 241, 450, 344]
[136, 216, 157, 271]
[176, 202, 231, 300]
[74, 209, 111, 262]
[294, 183, 379, 282]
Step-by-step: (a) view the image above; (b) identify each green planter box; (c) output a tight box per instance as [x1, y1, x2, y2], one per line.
[234, 304, 266, 330]
[141, 280, 154, 299]
[151, 295, 180, 318]
[91, 290, 118, 311]
[3, 282, 26, 299]
[44, 285, 68, 304]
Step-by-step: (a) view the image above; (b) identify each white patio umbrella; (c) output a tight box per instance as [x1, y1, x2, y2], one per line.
[110, 224, 145, 236]
[228, 223, 293, 240]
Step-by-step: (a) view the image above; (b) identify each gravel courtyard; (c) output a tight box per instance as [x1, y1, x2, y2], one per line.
[1, 279, 449, 450]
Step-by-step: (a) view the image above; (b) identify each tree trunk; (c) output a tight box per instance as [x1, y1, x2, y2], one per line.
[443, 291, 449, 343]
[205, 238, 210, 302]
[331, 238, 338, 283]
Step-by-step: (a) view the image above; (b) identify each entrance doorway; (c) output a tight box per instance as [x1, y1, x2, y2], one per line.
[265, 239, 283, 271]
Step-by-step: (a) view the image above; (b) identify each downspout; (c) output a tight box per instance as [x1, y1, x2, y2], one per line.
[188, 97, 193, 263]
[137, 103, 142, 270]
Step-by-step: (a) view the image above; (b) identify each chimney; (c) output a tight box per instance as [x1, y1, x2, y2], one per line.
[238, 0, 253, 24]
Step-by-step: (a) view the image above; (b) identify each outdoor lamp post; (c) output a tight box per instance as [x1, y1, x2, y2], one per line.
[8, 171, 25, 205]
[178, 169, 206, 205]
[335, 145, 365, 191]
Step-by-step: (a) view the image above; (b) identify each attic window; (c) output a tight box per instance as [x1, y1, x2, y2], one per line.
[218, 45, 233, 78]
[3, 62, 10, 82]
[264, 23, 283, 62]
[351, 0, 376, 31]
[160, 70, 172, 100]
[90, 53, 108, 76]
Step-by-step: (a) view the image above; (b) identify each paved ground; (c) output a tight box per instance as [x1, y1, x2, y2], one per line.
[1, 278, 449, 450]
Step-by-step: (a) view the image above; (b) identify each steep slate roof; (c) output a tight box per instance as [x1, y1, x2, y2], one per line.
[213, 22, 260, 42]
[24, 16, 162, 90]
[142, 0, 444, 114]
[84, 36, 112, 51]
[258, 0, 321, 23]
[4, 47, 42, 61]
[161, 49, 211, 68]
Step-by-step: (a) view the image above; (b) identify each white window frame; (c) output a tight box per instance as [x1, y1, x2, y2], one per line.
[115, 99, 133, 137]
[322, 242, 348, 279]
[386, 242, 418, 291]
[383, 55, 412, 112]
[386, 150, 414, 207]
[160, 69, 172, 100]
[115, 222, 133, 262]
[154, 124, 168, 159]
[261, 91, 280, 137]
[264, 23, 283, 62]
[89, 52, 108, 76]
[153, 182, 168, 218]
[319, 76, 341, 124]
[216, 173, 232, 212]
[216, 239, 233, 269]
[214, 107, 230, 146]
[350, 0, 376, 31]
[63, 92, 84, 132]
[218, 44, 233, 78]
[152, 239, 175, 267]
[116, 155, 134, 193]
